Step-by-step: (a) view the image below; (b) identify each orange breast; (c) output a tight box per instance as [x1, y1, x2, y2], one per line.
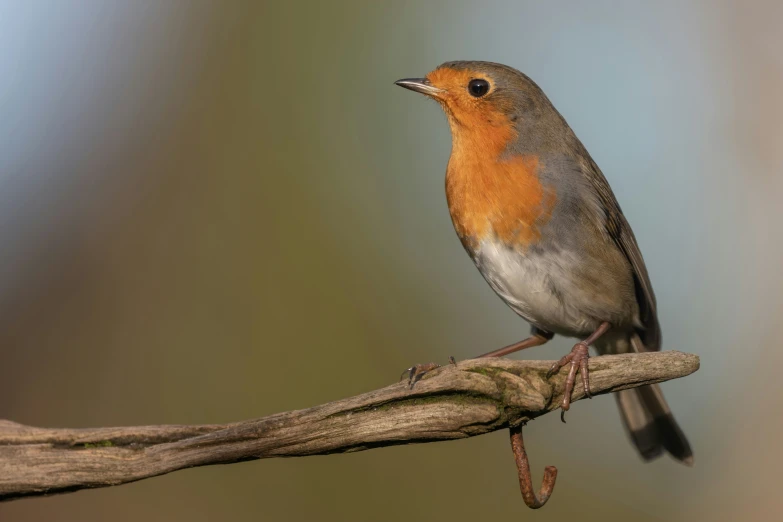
[445, 122, 556, 249]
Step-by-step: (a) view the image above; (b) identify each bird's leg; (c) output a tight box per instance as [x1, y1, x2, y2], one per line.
[547, 322, 611, 421]
[402, 356, 457, 388]
[478, 327, 554, 358]
[404, 326, 552, 389]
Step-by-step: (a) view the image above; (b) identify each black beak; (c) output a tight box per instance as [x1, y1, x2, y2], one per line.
[394, 78, 443, 97]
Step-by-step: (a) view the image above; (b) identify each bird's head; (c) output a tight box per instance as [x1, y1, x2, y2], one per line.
[396, 61, 561, 155]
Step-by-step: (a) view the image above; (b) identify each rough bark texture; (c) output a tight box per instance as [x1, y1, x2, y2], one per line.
[0, 351, 698, 501]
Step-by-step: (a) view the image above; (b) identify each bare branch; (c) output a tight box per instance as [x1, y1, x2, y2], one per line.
[0, 351, 698, 501]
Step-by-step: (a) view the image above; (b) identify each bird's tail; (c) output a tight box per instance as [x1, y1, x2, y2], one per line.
[596, 332, 693, 465]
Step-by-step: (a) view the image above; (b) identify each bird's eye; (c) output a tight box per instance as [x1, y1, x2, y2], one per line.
[468, 79, 490, 97]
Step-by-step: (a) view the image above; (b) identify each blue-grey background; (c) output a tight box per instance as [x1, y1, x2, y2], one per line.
[1, 1, 780, 521]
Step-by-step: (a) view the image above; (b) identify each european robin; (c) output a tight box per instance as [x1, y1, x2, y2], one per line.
[396, 61, 692, 465]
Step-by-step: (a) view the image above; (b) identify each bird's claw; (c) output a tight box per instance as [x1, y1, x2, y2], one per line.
[400, 356, 458, 389]
[546, 342, 591, 422]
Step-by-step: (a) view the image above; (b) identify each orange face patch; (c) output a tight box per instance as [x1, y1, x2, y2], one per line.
[426, 68, 513, 132]
[430, 67, 556, 248]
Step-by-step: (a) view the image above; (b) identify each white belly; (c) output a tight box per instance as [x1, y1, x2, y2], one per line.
[472, 239, 603, 336]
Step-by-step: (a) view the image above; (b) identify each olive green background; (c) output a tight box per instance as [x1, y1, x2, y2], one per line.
[1, 1, 781, 521]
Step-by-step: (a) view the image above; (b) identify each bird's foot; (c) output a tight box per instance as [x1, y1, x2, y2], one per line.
[401, 356, 456, 388]
[546, 342, 591, 422]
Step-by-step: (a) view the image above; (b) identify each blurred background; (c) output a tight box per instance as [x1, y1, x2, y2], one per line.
[1, 1, 781, 520]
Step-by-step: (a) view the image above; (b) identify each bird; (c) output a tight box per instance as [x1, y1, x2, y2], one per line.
[395, 61, 692, 465]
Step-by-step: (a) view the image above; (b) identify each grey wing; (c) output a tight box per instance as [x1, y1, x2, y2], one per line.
[582, 157, 661, 350]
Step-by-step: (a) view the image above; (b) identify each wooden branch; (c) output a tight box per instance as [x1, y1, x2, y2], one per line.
[0, 351, 698, 501]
